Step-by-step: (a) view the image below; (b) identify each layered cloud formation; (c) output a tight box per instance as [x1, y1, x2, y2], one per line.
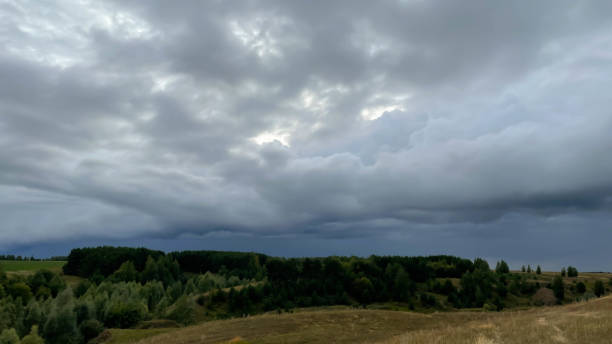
[2, 1, 612, 265]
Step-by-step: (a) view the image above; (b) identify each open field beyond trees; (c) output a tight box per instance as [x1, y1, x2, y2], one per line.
[0, 260, 65, 274]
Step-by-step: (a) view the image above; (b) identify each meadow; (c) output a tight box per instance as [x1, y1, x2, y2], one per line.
[99, 294, 612, 344]
[0, 260, 65, 274]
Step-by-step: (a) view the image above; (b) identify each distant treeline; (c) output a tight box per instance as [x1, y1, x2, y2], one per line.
[63, 247, 266, 280]
[0, 255, 67, 261]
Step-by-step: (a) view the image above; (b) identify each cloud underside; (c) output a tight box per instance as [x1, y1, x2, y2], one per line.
[2, 0, 612, 247]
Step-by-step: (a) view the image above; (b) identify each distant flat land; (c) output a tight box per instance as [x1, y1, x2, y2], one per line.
[0, 260, 65, 274]
[121, 295, 612, 344]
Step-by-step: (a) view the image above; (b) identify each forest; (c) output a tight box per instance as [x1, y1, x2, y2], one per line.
[0, 246, 606, 344]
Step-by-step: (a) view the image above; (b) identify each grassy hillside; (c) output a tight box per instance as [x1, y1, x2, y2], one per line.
[0, 260, 65, 273]
[110, 296, 612, 344]
[383, 295, 612, 344]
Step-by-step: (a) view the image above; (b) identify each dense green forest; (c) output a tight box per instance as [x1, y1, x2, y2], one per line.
[0, 246, 605, 344]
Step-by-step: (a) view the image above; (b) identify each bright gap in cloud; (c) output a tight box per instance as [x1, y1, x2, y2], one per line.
[251, 130, 291, 146]
[361, 105, 406, 120]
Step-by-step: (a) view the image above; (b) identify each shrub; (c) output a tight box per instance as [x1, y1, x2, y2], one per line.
[79, 319, 104, 343]
[164, 296, 196, 325]
[352, 277, 375, 304]
[576, 281, 586, 294]
[567, 266, 578, 277]
[551, 276, 564, 302]
[103, 300, 146, 328]
[21, 326, 44, 344]
[533, 288, 556, 306]
[594, 280, 605, 297]
[0, 328, 20, 344]
[7, 282, 32, 303]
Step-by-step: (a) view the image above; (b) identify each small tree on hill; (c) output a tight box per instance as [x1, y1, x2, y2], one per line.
[473, 258, 490, 272]
[495, 261, 509, 274]
[536, 265, 542, 275]
[594, 280, 605, 297]
[551, 276, 564, 303]
[561, 267, 566, 277]
[527, 265, 532, 273]
[521, 265, 526, 273]
[576, 281, 586, 294]
[567, 266, 578, 277]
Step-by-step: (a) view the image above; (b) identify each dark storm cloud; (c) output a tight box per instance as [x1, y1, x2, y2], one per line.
[2, 0, 612, 266]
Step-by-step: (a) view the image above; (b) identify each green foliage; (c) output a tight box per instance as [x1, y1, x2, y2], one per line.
[43, 305, 78, 344]
[536, 265, 541, 274]
[103, 299, 146, 329]
[576, 281, 586, 294]
[352, 277, 375, 304]
[567, 266, 578, 277]
[0, 328, 20, 344]
[63, 246, 164, 278]
[7, 283, 32, 304]
[495, 260, 509, 274]
[594, 280, 605, 297]
[561, 267, 566, 277]
[22, 301, 42, 338]
[551, 276, 564, 302]
[473, 258, 490, 272]
[78, 319, 103, 343]
[73, 280, 91, 298]
[20, 326, 44, 344]
[169, 250, 268, 280]
[110, 261, 139, 283]
[164, 296, 196, 325]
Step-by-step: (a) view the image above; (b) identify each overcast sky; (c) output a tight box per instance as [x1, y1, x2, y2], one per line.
[2, 1, 612, 269]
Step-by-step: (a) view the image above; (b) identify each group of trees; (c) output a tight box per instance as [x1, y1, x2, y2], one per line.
[0, 258, 252, 344]
[520, 265, 542, 274]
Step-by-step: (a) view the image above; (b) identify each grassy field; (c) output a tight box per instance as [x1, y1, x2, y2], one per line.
[0, 260, 65, 273]
[110, 295, 612, 344]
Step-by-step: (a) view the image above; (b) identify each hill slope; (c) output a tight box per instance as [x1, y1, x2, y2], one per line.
[127, 296, 612, 344]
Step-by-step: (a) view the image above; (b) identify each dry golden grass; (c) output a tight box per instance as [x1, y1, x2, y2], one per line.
[382, 295, 612, 344]
[131, 296, 612, 344]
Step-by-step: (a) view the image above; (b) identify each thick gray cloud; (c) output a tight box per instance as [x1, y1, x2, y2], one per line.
[2, 0, 612, 268]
